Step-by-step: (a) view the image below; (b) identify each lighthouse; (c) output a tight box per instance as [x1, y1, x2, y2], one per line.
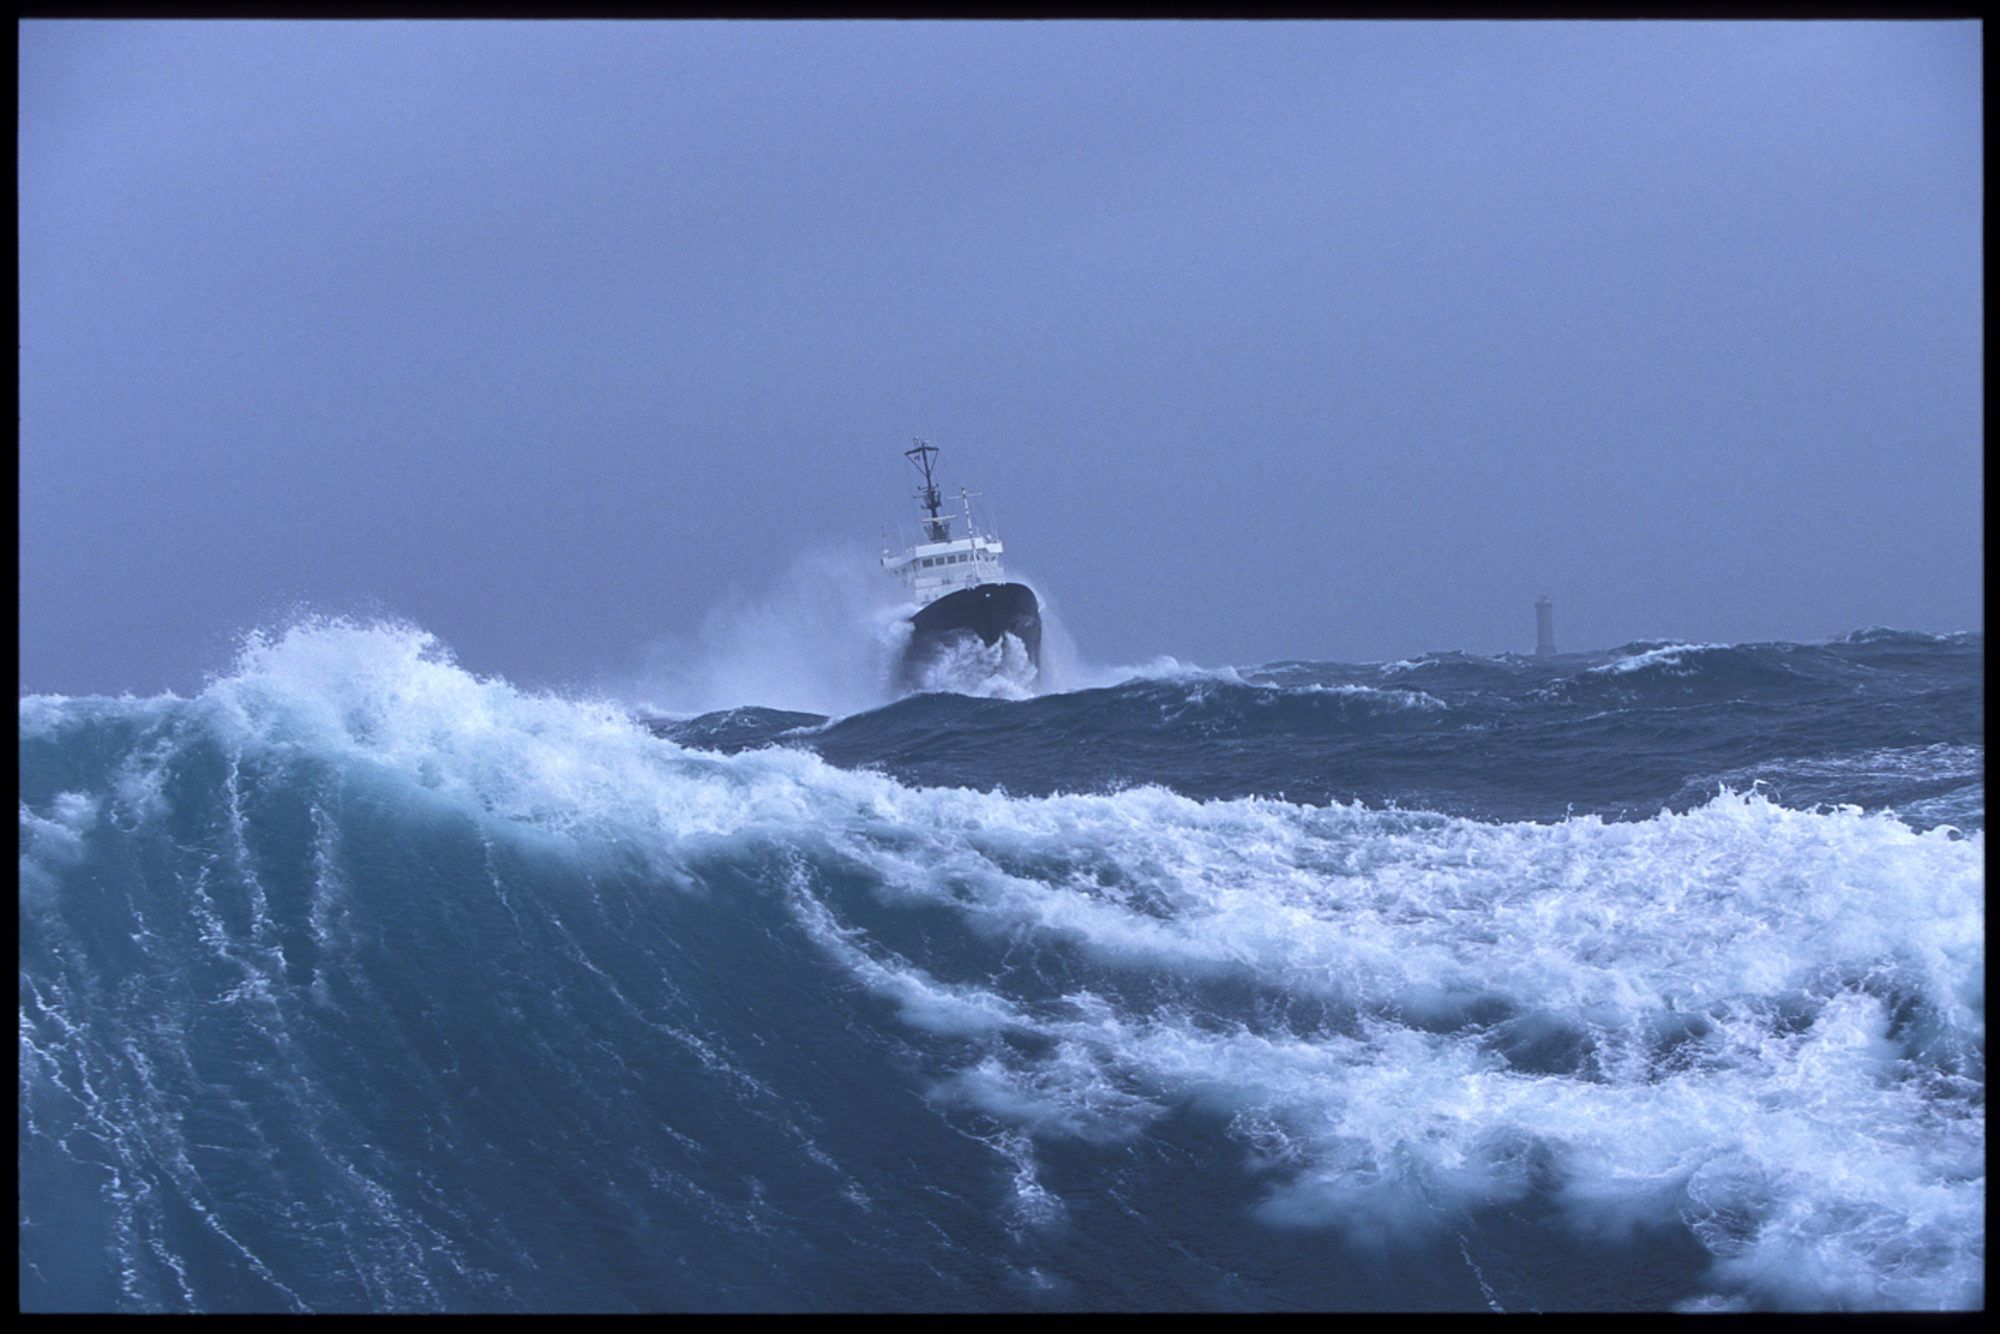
[1535, 596, 1557, 657]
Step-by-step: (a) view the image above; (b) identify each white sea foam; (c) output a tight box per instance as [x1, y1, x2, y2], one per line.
[1680, 744, 1985, 832]
[1591, 642, 1730, 675]
[1697, 743, 1984, 791]
[902, 631, 1039, 700]
[802, 787, 1979, 1309]
[27, 617, 1982, 1311]
[1301, 681, 1446, 710]
[1092, 656, 1249, 688]
[19, 790, 102, 901]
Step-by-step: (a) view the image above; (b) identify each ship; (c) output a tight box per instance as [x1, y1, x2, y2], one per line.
[882, 440, 1041, 691]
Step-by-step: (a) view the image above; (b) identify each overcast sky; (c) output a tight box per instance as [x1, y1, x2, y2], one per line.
[20, 20, 1983, 702]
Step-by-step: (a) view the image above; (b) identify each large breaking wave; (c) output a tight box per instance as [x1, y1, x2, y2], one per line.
[19, 619, 1984, 1311]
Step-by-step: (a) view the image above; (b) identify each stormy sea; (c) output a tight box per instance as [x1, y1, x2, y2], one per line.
[19, 618, 1983, 1312]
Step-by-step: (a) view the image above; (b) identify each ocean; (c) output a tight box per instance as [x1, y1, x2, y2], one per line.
[18, 618, 1983, 1312]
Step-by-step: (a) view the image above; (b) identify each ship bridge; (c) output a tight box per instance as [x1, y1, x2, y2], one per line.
[882, 440, 1009, 607]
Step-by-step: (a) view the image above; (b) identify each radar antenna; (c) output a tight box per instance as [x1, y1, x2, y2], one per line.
[905, 439, 951, 543]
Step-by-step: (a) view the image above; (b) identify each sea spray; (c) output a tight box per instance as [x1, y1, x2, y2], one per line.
[611, 548, 917, 719]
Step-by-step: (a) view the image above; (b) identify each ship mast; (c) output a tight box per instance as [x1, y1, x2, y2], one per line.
[906, 439, 951, 544]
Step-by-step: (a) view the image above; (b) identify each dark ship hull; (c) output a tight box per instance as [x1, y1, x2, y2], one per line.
[901, 581, 1041, 686]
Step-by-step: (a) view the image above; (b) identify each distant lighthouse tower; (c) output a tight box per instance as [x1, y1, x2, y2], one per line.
[1535, 596, 1557, 657]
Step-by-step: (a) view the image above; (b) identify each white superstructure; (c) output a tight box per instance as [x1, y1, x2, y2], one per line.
[882, 441, 1009, 608]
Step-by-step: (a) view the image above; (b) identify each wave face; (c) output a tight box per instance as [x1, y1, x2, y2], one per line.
[19, 621, 1984, 1311]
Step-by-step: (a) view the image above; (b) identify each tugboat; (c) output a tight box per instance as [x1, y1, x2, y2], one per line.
[882, 440, 1041, 690]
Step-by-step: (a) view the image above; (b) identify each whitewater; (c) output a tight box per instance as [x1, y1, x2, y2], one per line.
[19, 618, 1983, 1311]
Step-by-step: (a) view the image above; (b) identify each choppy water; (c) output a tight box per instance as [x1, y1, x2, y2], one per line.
[19, 619, 1983, 1311]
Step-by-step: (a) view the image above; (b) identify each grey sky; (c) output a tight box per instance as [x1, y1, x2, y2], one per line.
[19, 20, 1983, 702]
